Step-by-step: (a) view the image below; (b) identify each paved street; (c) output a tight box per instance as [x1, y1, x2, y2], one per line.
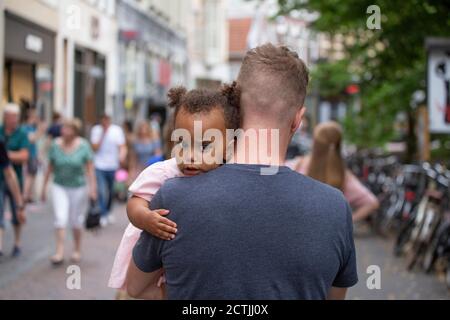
[349, 231, 450, 300]
[0, 201, 127, 300]
[0, 202, 449, 300]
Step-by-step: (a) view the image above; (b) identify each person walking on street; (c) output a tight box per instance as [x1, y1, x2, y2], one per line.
[130, 121, 162, 180]
[287, 121, 380, 223]
[46, 112, 63, 140]
[0, 139, 26, 261]
[90, 114, 127, 226]
[41, 119, 97, 265]
[0, 103, 29, 257]
[23, 108, 45, 204]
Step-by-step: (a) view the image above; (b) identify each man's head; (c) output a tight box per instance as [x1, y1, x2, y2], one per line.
[100, 113, 112, 128]
[3, 103, 21, 131]
[237, 44, 309, 137]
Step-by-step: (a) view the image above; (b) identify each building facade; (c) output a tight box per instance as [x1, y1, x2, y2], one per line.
[115, 0, 189, 125]
[188, 0, 229, 89]
[1, 0, 191, 128]
[55, 0, 118, 131]
[0, 0, 59, 121]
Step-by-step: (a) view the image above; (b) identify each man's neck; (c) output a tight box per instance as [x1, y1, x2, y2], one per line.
[229, 124, 289, 166]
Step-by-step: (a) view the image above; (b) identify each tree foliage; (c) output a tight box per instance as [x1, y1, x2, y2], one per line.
[276, 0, 450, 154]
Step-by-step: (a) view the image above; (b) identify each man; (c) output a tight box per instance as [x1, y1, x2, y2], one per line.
[0, 138, 26, 260]
[91, 114, 127, 226]
[46, 112, 63, 140]
[0, 103, 29, 257]
[127, 44, 358, 299]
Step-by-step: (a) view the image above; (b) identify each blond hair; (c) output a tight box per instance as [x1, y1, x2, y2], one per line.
[307, 121, 346, 191]
[237, 43, 309, 122]
[62, 118, 82, 136]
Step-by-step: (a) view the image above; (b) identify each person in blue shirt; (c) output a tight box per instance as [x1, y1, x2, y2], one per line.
[0, 103, 29, 258]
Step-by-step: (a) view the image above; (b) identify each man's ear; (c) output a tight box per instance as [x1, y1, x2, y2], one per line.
[291, 107, 306, 135]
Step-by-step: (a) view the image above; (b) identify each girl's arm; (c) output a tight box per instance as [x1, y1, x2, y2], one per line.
[344, 171, 380, 223]
[127, 196, 177, 241]
[352, 201, 379, 223]
[86, 161, 97, 201]
[41, 163, 53, 202]
[3, 166, 26, 223]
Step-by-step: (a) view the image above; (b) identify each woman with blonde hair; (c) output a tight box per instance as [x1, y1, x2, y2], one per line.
[130, 121, 162, 179]
[288, 121, 379, 223]
[41, 118, 97, 265]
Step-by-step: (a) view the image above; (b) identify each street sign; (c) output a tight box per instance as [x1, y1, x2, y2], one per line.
[426, 38, 450, 133]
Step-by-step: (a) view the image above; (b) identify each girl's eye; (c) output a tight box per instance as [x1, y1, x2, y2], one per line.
[182, 141, 190, 149]
[177, 139, 189, 149]
[201, 142, 212, 152]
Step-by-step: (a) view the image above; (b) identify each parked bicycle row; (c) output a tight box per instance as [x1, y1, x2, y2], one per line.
[348, 152, 450, 291]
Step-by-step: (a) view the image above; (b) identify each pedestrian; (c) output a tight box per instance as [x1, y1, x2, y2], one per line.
[41, 118, 97, 265]
[149, 113, 162, 143]
[126, 44, 358, 300]
[287, 121, 380, 223]
[0, 139, 26, 260]
[130, 121, 162, 179]
[90, 114, 127, 226]
[46, 112, 63, 140]
[0, 103, 29, 257]
[23, 108, 45, 204]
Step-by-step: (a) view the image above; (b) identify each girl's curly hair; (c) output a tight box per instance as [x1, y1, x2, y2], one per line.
[167, 82, 241, 129]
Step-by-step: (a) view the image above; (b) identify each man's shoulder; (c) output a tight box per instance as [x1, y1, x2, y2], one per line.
[156, 167, 212, 198]
[282, 169, 348, 210]
[110, 124, 124, 134]
[91, 124, 102, 134]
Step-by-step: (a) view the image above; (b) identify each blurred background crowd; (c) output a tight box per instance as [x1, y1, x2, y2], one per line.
[0, 0, 449, 299]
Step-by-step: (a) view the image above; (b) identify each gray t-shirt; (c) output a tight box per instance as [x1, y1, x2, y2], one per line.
[133, 164, 358, 300]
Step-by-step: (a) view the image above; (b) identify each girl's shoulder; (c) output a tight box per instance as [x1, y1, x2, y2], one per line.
[143, 158, 182, 180]
[128, 158, 182, 201]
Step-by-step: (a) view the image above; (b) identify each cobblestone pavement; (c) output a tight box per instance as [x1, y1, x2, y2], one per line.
[0, 202, 449, 300]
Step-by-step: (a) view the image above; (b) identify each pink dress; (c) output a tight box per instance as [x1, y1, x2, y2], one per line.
[108, 158, 183, 289]
[285, 157, 378, 210]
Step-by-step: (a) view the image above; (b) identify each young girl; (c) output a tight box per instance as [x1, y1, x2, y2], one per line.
[108, 83, 240, 295]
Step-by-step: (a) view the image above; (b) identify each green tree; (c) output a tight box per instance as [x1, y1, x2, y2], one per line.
[276, 0, 450, 159]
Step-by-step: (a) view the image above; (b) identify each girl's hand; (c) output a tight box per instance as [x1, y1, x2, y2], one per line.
[144, 209, 178, 240]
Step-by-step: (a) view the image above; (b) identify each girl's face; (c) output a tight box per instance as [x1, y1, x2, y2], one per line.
[174, 106, 229, 176]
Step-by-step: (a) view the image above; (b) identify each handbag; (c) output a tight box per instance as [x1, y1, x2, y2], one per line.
[85, 199, 102, 230]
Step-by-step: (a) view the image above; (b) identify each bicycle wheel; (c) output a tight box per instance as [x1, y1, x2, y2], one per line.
[446, 264, 450, 291]
[406, 243, 424, 271]
[394, 219, 414, 257]
[422, 236, 439, 273]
